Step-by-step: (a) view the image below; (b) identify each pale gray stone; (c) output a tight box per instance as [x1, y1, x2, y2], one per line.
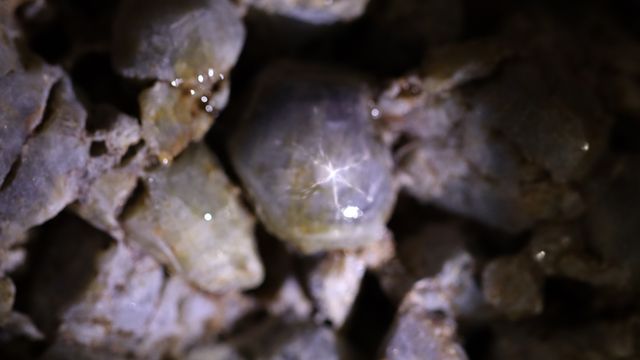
[231, 64, 396, 253]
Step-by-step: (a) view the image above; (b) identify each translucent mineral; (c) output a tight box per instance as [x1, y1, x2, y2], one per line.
[1, 1, 637, 358]
[123, 144, 264, 293]
[74, 167, 141, 241]
[388, 44, 608, 231]
[112, 0, 245, 86]
[306, 234, 394, 327]
[73, 107, 144, 239]
[265, 277, 313, 320]
[230, 64, 396, 253]
[0, 78, 89, 243]
[383, 281, 469, 360]
[247, 0, 370, 25]
[0, 64, 62, 185]
[25, 216, 256, 359]
[139, 82, 217, 164]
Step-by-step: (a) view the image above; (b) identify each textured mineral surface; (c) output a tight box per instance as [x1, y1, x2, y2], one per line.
[230, 64, 396, 253]
[1, 0, 640, 359]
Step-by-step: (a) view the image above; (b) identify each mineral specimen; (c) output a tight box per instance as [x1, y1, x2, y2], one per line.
[0, 78, 89, 243]
[138, 82, 217, 164]
[383, 281, 469, 360]
[22, 214, 256, 359]
[0, 1, 638, 359]
[386, 37, 609, 231]
[112, 0, 245, 87]
[306, 234, 394, 327]
[230, 64, 396, 253]
[73, 106, 143, 239]
[246, 0, 370, 25]
[123, 144, 264, 293]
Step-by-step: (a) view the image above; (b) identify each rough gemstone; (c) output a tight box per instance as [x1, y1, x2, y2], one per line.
[123, 144, 264, 293]
[112, 0, 245, 85]
[230, 64, 396, 253]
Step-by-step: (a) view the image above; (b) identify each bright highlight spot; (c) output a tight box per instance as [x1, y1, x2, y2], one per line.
[342, 205, 362, 219]
[203, 212, 213, 221]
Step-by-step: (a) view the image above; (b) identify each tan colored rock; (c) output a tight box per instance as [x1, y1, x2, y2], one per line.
[124, 144, 264, 293]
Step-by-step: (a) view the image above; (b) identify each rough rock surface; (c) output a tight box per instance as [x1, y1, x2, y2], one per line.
[112, 0, 245, 85]
[1, 1, 639, 359]
[0, 79, 89, 243]
[124, 144, 264, 293]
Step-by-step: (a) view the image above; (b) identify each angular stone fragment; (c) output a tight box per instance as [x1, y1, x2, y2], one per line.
[74, 167, 140, 240]
[73, 107, 144, 239]
[139, 82, 215, 164]
[231, 64, 396, 253]
[247, 0, 369, 25]
[42, 242, 256, 359]
[26, 215, 256, 359]
[112, 0, 245, 86]
[383, 281, 469, 360]
[124, 144, 264, 293]
[0, 64, 62, 184]
[0, 79, 89, 243]
[392, 57, 607, 232]
[306, 234, 394, 327]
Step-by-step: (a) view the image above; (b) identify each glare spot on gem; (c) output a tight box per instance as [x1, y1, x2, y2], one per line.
[342, 205, 362, 219]
[203, 212, 213, 221]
